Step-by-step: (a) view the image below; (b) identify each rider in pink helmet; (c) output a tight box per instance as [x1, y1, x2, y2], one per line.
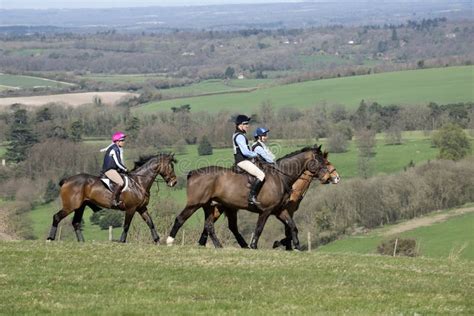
[112, 131, 126, 142]
[101, 131, 128, 209]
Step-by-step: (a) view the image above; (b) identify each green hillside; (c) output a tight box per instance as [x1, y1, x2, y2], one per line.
[318, 206, 474, 260]
[0, 242, 472, 314]
[0, 74, 74, 89]
[134, 66, 474, 113]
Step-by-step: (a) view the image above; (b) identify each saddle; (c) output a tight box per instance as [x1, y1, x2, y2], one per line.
[99, 174, 130, 192]
[231, 165, 257, 188]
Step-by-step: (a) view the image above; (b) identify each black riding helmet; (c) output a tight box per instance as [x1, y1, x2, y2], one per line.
[235, 114, 251, 125]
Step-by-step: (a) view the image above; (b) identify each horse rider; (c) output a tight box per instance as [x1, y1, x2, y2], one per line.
[100, 131, 128, 210]
[252, 127, 275, 164]
[233, 114, 266, 208]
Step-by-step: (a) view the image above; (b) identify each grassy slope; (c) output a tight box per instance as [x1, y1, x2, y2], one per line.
[0, 242, 472, 315]
[134, 66, 474, 113]
[0, 74, 72, 89]
[318, 206, 474, 260]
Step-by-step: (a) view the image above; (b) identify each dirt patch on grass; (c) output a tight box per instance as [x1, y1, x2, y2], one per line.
[0, 208, 18, 241]
[382, 206, 474, 236]
[0, 92, 138, 108]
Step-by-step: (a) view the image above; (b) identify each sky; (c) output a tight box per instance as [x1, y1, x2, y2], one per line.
[0, 0, 309, 9]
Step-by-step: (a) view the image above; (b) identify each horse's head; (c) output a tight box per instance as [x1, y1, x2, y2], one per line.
[306, 145, 333, 184]
[158, 153, 178, 187]
[323, 151, 340, 184]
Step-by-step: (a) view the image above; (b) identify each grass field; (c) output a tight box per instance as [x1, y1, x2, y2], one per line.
[134, 66, 474, 113]
[0, 74, 74, 89]
[0, 241, 472, 314]
[160, 78, 274, 99]
[319, 205, 474, 261]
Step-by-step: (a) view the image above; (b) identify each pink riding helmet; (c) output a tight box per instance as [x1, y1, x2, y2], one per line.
[112, 131, 126, 142]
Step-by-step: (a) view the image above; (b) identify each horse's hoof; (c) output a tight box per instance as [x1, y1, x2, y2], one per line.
[166, 236, 175, 246]
[272, 241, 282, 249]
[46, 239, 53, 243]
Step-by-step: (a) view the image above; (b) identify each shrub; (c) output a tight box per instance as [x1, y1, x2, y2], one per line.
[98, 210, 124, 230]
[197, 136, 213, 156]
[377, 238, 418, 257]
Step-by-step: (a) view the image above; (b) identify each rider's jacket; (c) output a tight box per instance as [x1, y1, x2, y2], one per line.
[252, 140, 275, 163]
[233, 131, 257, 164]
[102, 143, 127, 173]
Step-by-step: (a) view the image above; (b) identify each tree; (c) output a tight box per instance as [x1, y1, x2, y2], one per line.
[6, 109, 37, 163]
[43, 179, 59, 203]
[126, 116, 140, 140]
[432, 123, 471, 161]
[355, 128, 376, 178]
[70, 120, 83, 142]
[198, 135, 213, 156]
[35, 107, 53, 122]
[224, 66, 235, 79]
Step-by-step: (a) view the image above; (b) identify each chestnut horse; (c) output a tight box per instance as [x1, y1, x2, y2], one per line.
[47, 153, 177, 243]
[197, 151, 340, 250]
[166, 146, 331, 249]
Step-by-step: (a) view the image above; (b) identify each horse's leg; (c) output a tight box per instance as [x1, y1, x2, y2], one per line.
[167, 203, 202, 245]
[249, 211, 272, 249]
[198, 205, 224, 246]
[139, 208, 160, 244]
[274, 216, 294, 251]
[72, 205, 86, 242]
[119, 210, 135, 243]
[202, 204, 223, 248]
[47, 210, 69, 241]
[226, 209, 249, 248]
[277, 210, 301, 250]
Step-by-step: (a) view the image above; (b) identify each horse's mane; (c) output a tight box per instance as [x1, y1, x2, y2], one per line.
[276, 146, 315, 162]
[132, 153, 176, 171]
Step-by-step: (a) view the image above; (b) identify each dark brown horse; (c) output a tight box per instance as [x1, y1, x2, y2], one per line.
[47, 153, 177, 243]
[197, 151, 340, 250]
[166, 146, 331, 249]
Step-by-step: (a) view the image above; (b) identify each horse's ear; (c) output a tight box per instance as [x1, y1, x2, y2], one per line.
[323, 151, 328, 159]
[317, 144, 322, 152]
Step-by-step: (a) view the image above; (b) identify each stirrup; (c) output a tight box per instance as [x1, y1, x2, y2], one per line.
[112, 200, 125, 210]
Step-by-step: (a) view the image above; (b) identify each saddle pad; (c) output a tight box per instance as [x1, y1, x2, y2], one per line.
[100, 176, 130, 192]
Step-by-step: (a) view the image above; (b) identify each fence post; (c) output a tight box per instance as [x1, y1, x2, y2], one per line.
[307, 232, 311, 252]
[393, 238, 399, 256]
[57, 226, 62, 241]
[1, 159, 5, 167]
[181, 230, 185, 246]
[109, 226, 113, 241]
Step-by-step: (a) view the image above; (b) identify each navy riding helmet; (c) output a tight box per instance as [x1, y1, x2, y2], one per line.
[235, 114, 251, 125]
[254, 127, 270, 138]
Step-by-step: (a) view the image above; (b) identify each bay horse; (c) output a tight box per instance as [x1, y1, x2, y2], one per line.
[166, 145, 331, 249]
[47, 153, 177, 243]
[197, 151, 340, 250]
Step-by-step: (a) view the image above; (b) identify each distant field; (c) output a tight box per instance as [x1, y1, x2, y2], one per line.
[319, 205, 474, 260]
[79, 73, 166, 84]
[160, 79, 273, 98]
[0, 91, 138, 108]
[0, 74, 74, 89]
[134, 66, 474, 113]
[0, 242, 472, 314]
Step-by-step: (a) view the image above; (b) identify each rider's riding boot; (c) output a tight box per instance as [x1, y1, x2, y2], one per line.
[111, 184, 125, 210]
[248, 179, 264, 209]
